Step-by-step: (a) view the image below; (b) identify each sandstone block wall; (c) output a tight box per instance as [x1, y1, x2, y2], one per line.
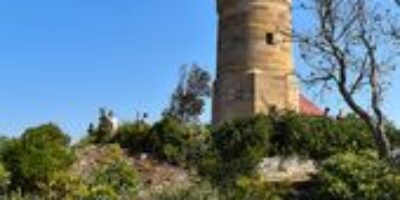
[213, 0, 299, 124]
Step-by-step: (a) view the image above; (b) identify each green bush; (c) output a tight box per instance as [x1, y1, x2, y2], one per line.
[42, 172, 88, 200]
[313, 151, 400, 199]
[221, 178, 291, 200]
[198, 112, 382, 187]
[85, 145, 140, 199]
[183, 125, 212, 169]
[111, 121, 151, 153]
[0, 163, 10, 192]
[268, 112, 375, 159]
[84, 185, 118, 200]
[203, 115, 271, 185]
[147, 116, 190, 165]
[2, 124, 74, 192]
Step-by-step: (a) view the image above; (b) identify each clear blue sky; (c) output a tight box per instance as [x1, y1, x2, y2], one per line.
[1, 0, 399, 140]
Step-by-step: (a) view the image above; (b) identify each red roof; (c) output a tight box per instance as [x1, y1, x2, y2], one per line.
[299, 94, 324, 116]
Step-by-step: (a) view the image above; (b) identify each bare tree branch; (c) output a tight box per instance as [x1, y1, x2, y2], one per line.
[295, 0, 399, 158]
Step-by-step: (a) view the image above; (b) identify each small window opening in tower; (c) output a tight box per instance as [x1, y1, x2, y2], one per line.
[266, 33, 274, 45]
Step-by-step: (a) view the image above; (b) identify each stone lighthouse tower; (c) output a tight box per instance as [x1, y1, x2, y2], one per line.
[212, 0, 299, 123]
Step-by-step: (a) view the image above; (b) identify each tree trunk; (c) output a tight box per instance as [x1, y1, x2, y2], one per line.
[372, 125, 392, 159]
[338, 83, 392, 159]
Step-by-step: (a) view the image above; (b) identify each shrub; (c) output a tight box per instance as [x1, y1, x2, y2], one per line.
[147, 116, 189, 165]
[313, 151, 400, 199]
[85, 145, 140, 199]
[2, 124, 74, 192]
[204, 115, 272, 185]
[199, 112, 381, 186]
[184, 125, 213, 169]
[269, 112, 375, 159]
[0, 163, 10, 192]
[42, 172, 88, 200]
[220, 178, 291, 200]
[112, 121, 151, 153]
[84, 185, 118, 200]
[86, 108, 117, 144]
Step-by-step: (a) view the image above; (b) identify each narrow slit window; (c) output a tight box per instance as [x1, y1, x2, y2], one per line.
[266, 33, 274, 45]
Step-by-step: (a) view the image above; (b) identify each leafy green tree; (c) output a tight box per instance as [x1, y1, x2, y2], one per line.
[164, 64, 211, 123]
[2, 123, 74, 192]
[93, 108, 114, 143]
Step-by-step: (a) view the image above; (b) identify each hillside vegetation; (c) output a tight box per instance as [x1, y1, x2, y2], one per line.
[0, 110, 399, 199]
